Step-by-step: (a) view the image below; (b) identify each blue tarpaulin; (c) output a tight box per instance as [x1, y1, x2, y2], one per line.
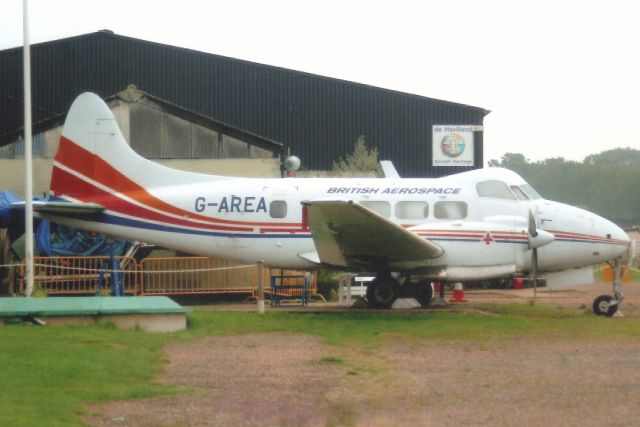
[0, 191, 130, 257]
[0, 191, 20, 229]
[0, 191, 27, 241]
[36, 220, 130, 257]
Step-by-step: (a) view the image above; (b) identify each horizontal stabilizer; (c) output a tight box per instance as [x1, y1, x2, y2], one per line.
[12, 201, 105, 214]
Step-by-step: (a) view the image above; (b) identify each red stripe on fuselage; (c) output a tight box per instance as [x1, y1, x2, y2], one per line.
[546, 229, 628, 245]
[53, 136, 300, 228]
[51, 167, 261, 232]
[416, 231, 527, 238]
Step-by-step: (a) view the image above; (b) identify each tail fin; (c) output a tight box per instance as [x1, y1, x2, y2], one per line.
[51, 92, 223, 201]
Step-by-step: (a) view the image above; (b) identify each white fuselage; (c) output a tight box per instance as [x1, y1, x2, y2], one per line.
[43, 93, 630, 282]
[46, 169, 629, 277]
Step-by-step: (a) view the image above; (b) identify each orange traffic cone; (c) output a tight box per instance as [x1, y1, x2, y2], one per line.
[449, 282, 468, 303]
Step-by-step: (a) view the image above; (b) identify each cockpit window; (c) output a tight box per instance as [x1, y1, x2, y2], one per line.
[476, 180, 516, 200]
[510, 185, 530, 200]
[520, 184, 542, 200]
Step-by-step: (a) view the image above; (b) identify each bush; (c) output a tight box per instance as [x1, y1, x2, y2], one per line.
[316, 270, 340, 301]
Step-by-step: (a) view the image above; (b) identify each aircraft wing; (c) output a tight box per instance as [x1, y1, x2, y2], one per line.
[303, 200, 443, 270]
[11, 200, 105, 214]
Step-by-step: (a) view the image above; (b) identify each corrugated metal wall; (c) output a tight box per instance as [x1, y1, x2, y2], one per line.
[0, 32, 487, 177]
[129, 101, 272, 159]
[0, 133, 45, 158]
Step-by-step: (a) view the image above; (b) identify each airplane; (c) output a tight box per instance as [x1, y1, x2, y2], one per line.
[23, 93, 631, 315]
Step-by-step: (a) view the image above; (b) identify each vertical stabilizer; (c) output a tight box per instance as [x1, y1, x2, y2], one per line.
[50, 92, 225, 202]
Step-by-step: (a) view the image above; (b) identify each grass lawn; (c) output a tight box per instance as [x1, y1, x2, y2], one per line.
[1, 303, 640, 426]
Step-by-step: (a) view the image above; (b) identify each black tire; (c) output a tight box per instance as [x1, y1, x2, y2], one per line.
[366, 278, 399, 309]
[593, 294, 618, 317]
[412, 282, 434, 307]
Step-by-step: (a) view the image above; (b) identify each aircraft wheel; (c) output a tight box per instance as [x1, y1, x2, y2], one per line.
[593, 295, 617, 317]
[412, 282, 434, 307]
[366, 277, 399, 309]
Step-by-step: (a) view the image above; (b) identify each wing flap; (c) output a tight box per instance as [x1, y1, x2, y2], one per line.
[303, 200, 443, 270]
[298, 251, 322, 265]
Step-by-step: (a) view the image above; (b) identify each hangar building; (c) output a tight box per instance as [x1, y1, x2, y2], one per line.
[0, 30, 489, 182]
[0, 85, 283, 196]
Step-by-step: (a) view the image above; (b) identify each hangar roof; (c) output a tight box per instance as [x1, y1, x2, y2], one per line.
[0, 31, 489, 176]
[0, 85, 284, 155]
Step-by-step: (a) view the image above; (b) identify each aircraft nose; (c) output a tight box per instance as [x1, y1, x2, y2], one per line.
[546, 201, 630, 264]
[594, 215, 630, 257]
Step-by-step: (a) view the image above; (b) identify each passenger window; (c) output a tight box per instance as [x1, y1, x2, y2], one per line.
[269, 200, 287, 218]
[395, 201, 428, 219]
[476, 180, 516, 200]
[360, 201, 391, 218]
[434, 201, 467, 219]
[510, 185, 529, 200]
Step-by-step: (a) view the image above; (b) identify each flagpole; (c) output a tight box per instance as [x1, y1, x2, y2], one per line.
[23, 0, 34, 297]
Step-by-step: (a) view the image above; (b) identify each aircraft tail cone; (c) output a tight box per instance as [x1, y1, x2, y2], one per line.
[449, 282, 468, 303]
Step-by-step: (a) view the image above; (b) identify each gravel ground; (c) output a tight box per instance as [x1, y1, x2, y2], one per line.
[84, 334, 342, 427]
[85, 281, 640, 426]
[356, 338, 640, 427]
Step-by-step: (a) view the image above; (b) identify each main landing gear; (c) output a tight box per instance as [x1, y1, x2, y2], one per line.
[365, 273, 434, 309]
[593, 257, 624, 317]
[366, 275, 398, 309]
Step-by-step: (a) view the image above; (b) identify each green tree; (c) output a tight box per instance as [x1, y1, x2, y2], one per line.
[583, 147, 640, 166]
[488, 152, 529, 170]
[332, 136, 379, 172]
[488, 148, 640, 227]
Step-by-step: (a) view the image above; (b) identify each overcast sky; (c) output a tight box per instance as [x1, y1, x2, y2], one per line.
[2, 0, 639, 165]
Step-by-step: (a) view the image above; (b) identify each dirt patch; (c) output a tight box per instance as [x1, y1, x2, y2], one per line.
[85, 284, 640, 426]
[84, 334, 343, 427]
[351, 338, 640, 426]
[85, 333, 640, 427]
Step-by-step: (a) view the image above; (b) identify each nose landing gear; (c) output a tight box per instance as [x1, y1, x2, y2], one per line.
[593, 257, 624, 317]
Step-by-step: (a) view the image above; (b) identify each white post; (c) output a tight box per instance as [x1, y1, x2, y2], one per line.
[23, 0, 34, 297]
[256, 261, 265, 314]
